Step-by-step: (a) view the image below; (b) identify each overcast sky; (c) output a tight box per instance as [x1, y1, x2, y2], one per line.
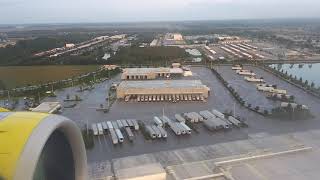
[0, 0, 320, 24]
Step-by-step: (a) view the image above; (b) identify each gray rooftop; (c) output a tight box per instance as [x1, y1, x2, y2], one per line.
[118, 80, 208, 89]
[122, 67, 170, 74]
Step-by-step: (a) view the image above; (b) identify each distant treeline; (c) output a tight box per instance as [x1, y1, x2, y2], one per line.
[106, 46, 189, 66]
[0, 34, 94, 65]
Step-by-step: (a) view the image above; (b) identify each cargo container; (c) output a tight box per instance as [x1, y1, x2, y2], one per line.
[157, 126, 167, 138]
[175, 114, 186, 123]
[126, 119, 134, 128]
[180, 122, 192, 134]
[211, 109, 225, 119]
[168, 122, 182, 135]
[125, 127, 134, 141]
[161, 116, 172, 125]
[97, 123, 104, 135]
[183, 113, 194, 123]
[232, 66, 242, 70]
[146, 126, 156, 139]
[131, 119, 139, 130]
[117, 120, 124, 129]
[203, 118, 223, 131]
[257, 86, 274, 92]
[109, 129, 119, 144]
[227, 116, 243, 127]
[244, 76, 264, 83]
[183, 113, 195, 123]
[153, 116, 163, 126]
[152, 125, 162, 138]
[176, 123, 186, 134]
[102, 122, 108, 131]
[271, 89, 287, 95]
[107, 121, 113, 129]
[199, 110, 216, 120]
[115, 129, 124, 143]
[121, 119, 129, 127]
[213, 117, 230, 129]
[193, 112, 204, 122]
[112, 121, 119, 129]
[237, 71, 256, 76]
[92, 124, 98, 136]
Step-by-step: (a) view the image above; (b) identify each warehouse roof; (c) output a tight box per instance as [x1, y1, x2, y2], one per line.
[118, 80, 208, 89]
[122, 67, 171, 75]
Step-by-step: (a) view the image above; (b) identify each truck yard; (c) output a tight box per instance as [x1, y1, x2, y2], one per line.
[36, 65, 320, 163]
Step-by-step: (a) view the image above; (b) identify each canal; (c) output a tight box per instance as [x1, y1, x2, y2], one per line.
[270, 63, 320, 88]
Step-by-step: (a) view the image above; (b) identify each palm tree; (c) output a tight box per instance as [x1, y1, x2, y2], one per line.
[311, 82, 315, 88]
[289, 95, 295, 102]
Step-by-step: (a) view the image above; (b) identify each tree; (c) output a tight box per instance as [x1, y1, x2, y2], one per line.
[305, 80, 309, 86]
[311, 82, 315, 88]
[255, 106, 260, 111]
[289, 95, 295, 102]
[299, 77, 303, 83]
[0, 80, 6, 90]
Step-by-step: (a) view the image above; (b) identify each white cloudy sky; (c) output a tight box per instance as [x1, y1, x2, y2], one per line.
[0, 0, 319, 24]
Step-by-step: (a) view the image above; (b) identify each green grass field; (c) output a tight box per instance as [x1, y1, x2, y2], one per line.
[0, 65, 100, 89]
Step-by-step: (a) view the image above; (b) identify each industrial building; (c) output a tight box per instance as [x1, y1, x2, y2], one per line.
[121, 68, 184, 80]
[116, 80, 210, 101]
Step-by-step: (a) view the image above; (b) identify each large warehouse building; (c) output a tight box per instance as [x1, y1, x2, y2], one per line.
[121, 68, 184, 80]
[116, 80, 210, 102]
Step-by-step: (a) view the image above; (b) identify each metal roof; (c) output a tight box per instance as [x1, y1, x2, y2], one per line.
[118, 80, 208, 89]
[122, 68, 170, 75]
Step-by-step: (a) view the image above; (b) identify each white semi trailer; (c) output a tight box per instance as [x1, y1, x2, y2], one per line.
[180, 122, 192, 134]
[175, 114, 186, 123]
[152, 125, 162, 138]
[153, 116, 163, 126]
[115, 129, 124, 143]
[91, 124, 98, 136]
[97, 123, 104, 135]
[157, 126, 167, 138]
[109, 129, 119, 144]
[146, 126, 156, 139]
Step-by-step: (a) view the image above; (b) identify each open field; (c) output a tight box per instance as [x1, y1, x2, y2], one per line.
[0, 65, 99, 89]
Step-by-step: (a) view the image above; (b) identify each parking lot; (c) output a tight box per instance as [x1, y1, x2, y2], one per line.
[215, 65, 280, 111]
[37, 66, 320, 163]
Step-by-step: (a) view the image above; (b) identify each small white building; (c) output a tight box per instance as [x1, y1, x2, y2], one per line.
[65, 43, 75, 48]
[31, 102, 61, 114]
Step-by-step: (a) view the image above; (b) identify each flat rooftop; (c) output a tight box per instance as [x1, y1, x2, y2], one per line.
[118, 80, 208, 89]
[122, 67, 171, 74]
[31, 102, 61, 114]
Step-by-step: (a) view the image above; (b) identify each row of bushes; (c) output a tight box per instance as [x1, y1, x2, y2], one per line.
[270, 105, 313, 120]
